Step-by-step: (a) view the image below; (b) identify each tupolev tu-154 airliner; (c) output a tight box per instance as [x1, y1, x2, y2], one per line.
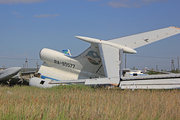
[29, 26, 180, 89]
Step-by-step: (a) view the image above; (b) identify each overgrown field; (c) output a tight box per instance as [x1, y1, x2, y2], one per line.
[0, 85, 180, 120]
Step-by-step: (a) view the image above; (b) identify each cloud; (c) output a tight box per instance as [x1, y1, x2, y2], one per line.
[12, 12, 19, 14]
[0, 0, 45, 4]
[142, 0, 161, 2]
[107, 0, 168, 8]
[33, 14, 59, 18]
[12, 11, 23, 17]
[107, 2, 130, 8]
[88, 0, 102, 1]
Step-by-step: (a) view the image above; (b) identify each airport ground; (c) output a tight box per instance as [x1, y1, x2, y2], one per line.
[0, 85, 179, 120]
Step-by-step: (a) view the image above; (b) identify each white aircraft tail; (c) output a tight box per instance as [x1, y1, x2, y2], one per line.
[29, 26, 180, 88]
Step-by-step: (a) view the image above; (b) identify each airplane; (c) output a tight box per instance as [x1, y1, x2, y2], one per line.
[0, 67, 22, 85]
[29, 26, 180, 89]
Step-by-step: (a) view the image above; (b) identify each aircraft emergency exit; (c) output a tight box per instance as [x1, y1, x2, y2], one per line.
[29, 26, 180, 89]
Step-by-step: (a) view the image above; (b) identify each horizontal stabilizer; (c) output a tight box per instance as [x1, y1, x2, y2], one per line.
[75, 36, 137, 54]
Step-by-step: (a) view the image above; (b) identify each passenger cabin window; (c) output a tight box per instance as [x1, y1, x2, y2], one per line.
[133, 73, 138, 76]
[40, 80, 45, 85]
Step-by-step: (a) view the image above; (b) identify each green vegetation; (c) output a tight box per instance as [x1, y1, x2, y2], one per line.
[147, 68, 180, 75]
[146, 68, 163, 75]
[171, 68, 180, 73]
[0, 85, 180, 120]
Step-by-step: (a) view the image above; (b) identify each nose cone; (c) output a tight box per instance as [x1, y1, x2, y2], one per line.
[131, 49, 137, 54]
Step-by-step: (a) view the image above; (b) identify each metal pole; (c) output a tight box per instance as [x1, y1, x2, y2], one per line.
[178, 57, 179, 72]
[125, 54, 126, 68]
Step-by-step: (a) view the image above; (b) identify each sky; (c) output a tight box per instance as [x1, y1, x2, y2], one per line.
[0, 0, 180, 71]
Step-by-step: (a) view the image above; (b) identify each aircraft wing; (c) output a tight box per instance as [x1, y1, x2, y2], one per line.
[49, 73, 180, 89]
[108, 27, 180, 49]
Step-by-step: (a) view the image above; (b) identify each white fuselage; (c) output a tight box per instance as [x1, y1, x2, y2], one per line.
[38, 48, 104, 81]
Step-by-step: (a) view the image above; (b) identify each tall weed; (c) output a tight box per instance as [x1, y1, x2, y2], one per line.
[0, 85, 179, 120]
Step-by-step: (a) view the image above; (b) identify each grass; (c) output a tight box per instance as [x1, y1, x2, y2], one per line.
[0, 85, 180, 120]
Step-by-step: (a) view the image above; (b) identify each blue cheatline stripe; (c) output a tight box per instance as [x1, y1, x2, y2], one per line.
[41, 75, 60, 81]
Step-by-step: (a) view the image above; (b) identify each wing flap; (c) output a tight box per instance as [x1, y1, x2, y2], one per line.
[50, 79, 86, 84]
[49, 77, 119, 86]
